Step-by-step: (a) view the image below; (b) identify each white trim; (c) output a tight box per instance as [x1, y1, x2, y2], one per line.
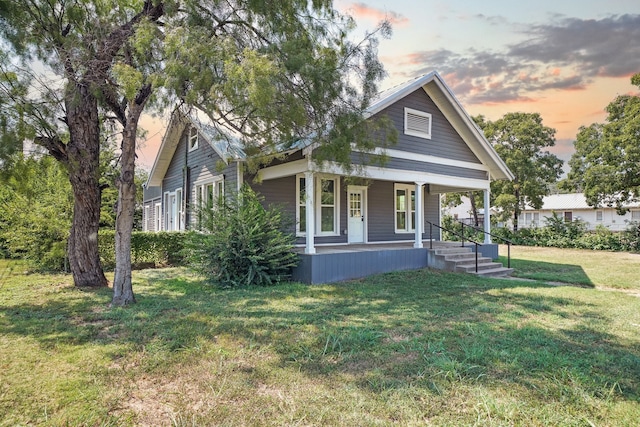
[315, 161, 491, 190]
[236, 161, 243, 192]
[296, 173, 341, 238]
[304, 171, 316, 254]
[154, 203, 161, 232]
[414, 183, 425, 248]
[143, 205, 150, 232]
[361, 147, 489, 172]
[258, 158, 308, 181]
[347, 185, 368, 244]
[188, 126, 199, 152]
[394, 183, 416, 233]
[404, 107, 432, 139]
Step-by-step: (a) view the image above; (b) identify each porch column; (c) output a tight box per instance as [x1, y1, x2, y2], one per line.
[305, 171, 316, 254]
[483, 188, 491, 243]
[414, 182, 425, 248]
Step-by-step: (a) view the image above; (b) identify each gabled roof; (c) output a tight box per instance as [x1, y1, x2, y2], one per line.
[146, 71, 513, 187]
[367, 71, 513, 181]
[146, 108, 244, 187]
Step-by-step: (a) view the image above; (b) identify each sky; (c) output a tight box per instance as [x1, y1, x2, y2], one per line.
[136, 0, 640, 171]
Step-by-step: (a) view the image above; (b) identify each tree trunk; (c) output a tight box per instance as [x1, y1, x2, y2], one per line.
[111, 86, 151, 306]
[65, 83, 108, 288]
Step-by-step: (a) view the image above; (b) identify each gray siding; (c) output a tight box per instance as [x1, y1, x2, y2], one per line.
[367, 181, 441, 242]
[249, 175, 347, 245]
[143, 185, 161, 200]
[373, 88, 481, 164]
[161, 127, 238, 230]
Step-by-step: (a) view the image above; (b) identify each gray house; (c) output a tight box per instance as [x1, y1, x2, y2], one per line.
[143, 71, 513, 283]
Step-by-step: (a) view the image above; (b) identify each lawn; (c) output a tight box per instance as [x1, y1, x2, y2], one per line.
[1, 256, 639, 426]
[501, 245, 640, 290]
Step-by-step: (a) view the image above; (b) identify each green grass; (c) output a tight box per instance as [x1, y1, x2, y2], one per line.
[500, 245, 640, 290]
[1, 258, 639, 426]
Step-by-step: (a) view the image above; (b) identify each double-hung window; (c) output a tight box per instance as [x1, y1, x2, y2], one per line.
[194, 177, 224, 228]
[395, 184, 416, 233]
[296, 175, 340, 236]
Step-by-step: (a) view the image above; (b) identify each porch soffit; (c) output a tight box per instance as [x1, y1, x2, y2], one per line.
[256, 156, 490, 191]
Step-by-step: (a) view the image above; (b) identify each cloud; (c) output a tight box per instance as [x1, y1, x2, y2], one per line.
[508, 14, 640, 78]
[387, 14, 640, 105]
[346, 2, 410, 27]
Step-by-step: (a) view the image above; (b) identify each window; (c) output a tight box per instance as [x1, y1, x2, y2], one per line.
[176, 188, 184, 230]
[525, 212, 532, 224]
[143, 206, 150, 231]
[188, 126, 198, 151]
[404, 107, 432, 139]
[154, 203, 161, 232]
[297, 176, 306, 234]
[196, 179, 224, 209]
[533, 212, 540, 226]
[632, 210, 640, 221]
[195, 178, 224, 228]
[564, 211, 573, 223]
[596, 210, 603, 221]
[319, 178, 337, 233]
[395, 184, 416, 233]
[296, 175, 340, 236]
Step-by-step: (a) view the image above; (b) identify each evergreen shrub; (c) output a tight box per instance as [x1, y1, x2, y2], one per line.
[184, 185, 298, 288]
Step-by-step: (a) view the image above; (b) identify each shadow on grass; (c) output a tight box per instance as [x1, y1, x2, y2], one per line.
[1, 266, 638, 408]
[499, 256, 595, 287]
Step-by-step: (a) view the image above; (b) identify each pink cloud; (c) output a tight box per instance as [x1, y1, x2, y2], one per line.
[346, 2, 410, 27]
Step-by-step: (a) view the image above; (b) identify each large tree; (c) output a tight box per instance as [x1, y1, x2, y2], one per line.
[0, 0, 164, 288]
[476, 113, 563, 231]
[562, 73, 640, 212]
[1, 1, 391, 304]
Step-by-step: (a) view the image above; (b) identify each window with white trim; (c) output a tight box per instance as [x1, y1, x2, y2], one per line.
[596, 210, 603, 221]
[404, 107, 432, 139]
[176, 188, 184, 230]
[632, 210, 640, 221]
[295, 175, 340, 236]
[154, 203, 161, 232]
[297, 176, 307, 234]
[319, 178, 337, 234]
[143, 206, 150, 231]
[533, 212, 540, 226]
[188, 126, 198, 151]
[394, 184, 416, 233]
[195, 177, 224, 228]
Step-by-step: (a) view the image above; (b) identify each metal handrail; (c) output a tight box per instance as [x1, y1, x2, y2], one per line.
[426, 221, 481, 272]
[456, 220, 512, 269]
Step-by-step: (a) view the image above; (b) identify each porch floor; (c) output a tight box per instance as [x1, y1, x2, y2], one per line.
[293, 240, 464, 254]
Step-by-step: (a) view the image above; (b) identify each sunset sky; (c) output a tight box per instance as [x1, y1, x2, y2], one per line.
[137, 1, 640, 171]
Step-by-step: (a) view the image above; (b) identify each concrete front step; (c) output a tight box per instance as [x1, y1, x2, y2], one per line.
[429, 245, 513, 277]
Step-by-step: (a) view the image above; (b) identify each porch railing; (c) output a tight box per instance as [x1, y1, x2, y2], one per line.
[455, 220, 513, 269]
[425, 220, 482, 273]
[425, 220, 513, 271]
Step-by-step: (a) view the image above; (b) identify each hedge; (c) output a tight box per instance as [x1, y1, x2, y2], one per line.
[98, 230, 189, 270]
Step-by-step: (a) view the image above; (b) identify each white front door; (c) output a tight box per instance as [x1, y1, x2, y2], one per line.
[348, 187, 365, 243]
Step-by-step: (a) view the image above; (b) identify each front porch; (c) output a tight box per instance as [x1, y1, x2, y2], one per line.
[291, 241, 506, 284]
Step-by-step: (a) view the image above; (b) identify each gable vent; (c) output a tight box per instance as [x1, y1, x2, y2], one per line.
[404, 107, 432, 139]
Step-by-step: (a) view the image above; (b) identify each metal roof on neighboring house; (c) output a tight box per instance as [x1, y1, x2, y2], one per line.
[524, 193, 640, 211]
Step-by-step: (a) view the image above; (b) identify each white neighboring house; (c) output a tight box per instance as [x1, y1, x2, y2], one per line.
[520, 193, 640, 231]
